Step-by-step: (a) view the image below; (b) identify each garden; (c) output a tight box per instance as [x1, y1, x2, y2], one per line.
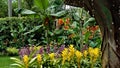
[1, 0, 119, 68]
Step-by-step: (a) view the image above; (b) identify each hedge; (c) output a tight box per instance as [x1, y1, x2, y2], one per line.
[0, 17, 45, 51]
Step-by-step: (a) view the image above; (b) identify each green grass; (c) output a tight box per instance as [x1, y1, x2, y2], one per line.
[0, 56, 17, 68]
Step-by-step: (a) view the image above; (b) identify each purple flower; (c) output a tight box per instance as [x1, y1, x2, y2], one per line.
[46, 45, 50, 54]
[57, 45, 65, 54]
[53, 45, 58, 53]
[38, 47, 44, 54]
[18, 47, 30, 58]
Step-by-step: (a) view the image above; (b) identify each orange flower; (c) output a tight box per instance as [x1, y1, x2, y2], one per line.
[82, 31, 87, 35]
[89, 35, 93, 39]
[95, 25, 99, 30]
[86, 25, 99, 32]
[90, 26, 99, 32]
[68, 34, 75, 38]
[87, 26, 90, 31]
[64, 26, 69, 30]
[65, 18, 70, 24]
[58, 19, 64, 25]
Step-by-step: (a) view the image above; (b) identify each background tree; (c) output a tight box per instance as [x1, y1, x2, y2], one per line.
[65, 0, 120, 68]
[24, 0, 34, 9]
[0, 0, 8, 17]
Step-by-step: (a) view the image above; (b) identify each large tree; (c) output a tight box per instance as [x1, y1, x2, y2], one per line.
[65, 0, 120, 68]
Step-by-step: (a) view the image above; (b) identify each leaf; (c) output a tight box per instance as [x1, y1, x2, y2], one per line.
[14, 8, 36, 15]
[11, 64, 23, 68]
[48, 31, 54, 36]
[84, 32, 91, 42]
[83, 17, 95, 27]
[21, 9, 36, 15]
[50, 10, 67, 18]
[73, 12, 80, 21]
[67, 29, 74, 34]
[10, 57, 24, 66]
[71, 21, 77, 28]
[34, 0, 49, 10]
[29, 57, 37, 64]
[24, 25, 43, 35]
[54, 29, 63, 35]
[89, 41, 96, 47]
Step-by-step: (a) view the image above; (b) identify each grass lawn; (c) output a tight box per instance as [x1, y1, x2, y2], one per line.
[0, 56, 17, 68]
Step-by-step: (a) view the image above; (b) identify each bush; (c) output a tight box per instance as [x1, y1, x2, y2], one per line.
[0, 17, 44, 50]
[6, 47, 19, 56]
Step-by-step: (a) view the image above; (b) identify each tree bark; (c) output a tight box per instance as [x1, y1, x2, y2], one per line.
[65, 0, 120, 68]
[8, 0, 12, 17]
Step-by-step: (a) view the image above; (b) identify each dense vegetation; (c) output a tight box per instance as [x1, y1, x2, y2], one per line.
[0, 0, 103, 68]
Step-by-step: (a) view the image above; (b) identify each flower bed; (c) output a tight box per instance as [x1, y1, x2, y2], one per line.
[11, 45, 101, 68]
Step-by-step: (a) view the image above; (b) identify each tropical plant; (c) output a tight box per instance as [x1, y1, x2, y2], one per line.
[11, 45, 101, 68]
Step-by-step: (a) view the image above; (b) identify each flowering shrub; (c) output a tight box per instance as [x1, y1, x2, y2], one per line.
[11, 45, 101, 68]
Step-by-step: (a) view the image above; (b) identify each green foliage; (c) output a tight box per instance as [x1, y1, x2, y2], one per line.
[18, 0, 66, 18]
[24, 0, 34, 9]
[11, 56, 36, 68]
[0, 17, 44, 49]
[0, 0, 8, 17]
[6, 47, 18, 56]
[34, 0, 49, 11]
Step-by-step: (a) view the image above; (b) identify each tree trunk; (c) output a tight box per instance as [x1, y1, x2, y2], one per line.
[8, 0, 12, 17]
[65, 0, 120, 68]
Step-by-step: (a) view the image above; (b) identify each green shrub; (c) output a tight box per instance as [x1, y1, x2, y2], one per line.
[6, 47, 19, 56]
[0, 17, 44, 49]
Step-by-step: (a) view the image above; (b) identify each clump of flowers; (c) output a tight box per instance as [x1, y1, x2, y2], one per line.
[75, 50, 83, 68]
[49, 53, 55, 61]
[37, 54, 42, 64]
[68, 45, 75, 61]
[11, 45, 101, 68]
[75, 50, 83, 63]
[23, 55, 29, 68]
[83, 50, 88, 58]
[61, 48, 68, 65]
[88, 47, 100, 62]
[57, 18, 71, 30]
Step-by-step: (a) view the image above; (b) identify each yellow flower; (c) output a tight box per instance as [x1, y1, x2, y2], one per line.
[94, 48, 100, 57]
[75, 50, 82, 63]
[68, 44, 75, 61]
[37, 46, 41, 50]
[23, 55, 29, 68]
[49, 53, 55, 60]
[83, 50, 88, 58]
[93, 48, 100, 62]
[37, 54, 42, 64]
[69, 44, 75, 54]
[88, 47, 100, 62]
[61, 48, 68, 65]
